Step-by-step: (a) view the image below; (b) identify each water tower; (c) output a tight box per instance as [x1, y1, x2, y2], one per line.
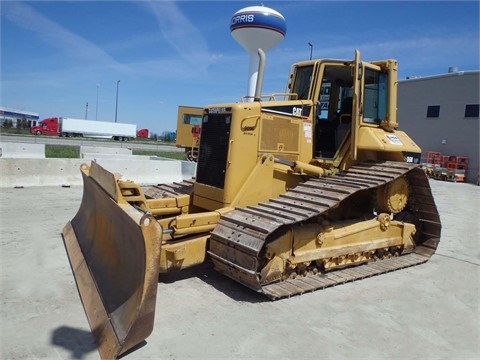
[230, 5, 286, 101]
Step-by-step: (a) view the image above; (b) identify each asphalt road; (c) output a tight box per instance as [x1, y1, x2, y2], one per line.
[0, 179, 478, 359]
[0, 134, 183, 153]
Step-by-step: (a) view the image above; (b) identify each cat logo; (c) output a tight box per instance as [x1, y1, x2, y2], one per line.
[293, 107, 302, 116]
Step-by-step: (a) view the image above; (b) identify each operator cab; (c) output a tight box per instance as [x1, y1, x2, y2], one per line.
[290, 56, 389, 160]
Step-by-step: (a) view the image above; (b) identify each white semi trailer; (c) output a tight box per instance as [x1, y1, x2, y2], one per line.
[31, 117, 137, 140]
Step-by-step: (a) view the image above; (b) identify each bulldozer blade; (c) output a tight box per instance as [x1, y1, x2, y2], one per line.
[62, 163, 163, 359]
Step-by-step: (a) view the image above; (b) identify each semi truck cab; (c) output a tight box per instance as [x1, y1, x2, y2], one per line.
[30, 117, 60, 136]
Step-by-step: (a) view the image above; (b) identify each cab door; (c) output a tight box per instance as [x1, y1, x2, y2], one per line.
[351, 51, 391, 160]
[350, 50, 362, 160]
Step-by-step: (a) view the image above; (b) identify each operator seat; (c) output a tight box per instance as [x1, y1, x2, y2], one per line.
[335, 96, 353, 149]
[335, 97, 353, 124]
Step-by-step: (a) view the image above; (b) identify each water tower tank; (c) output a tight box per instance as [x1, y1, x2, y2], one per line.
[230, 5, 286, 100]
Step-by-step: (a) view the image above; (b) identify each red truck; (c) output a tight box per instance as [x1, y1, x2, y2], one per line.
[136, 128, 149, 138]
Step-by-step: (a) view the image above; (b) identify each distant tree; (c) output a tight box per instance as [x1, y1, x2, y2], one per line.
[161, 131, 170, 142]
[20, 118, 29, 129]
[2, 120, 13, 129]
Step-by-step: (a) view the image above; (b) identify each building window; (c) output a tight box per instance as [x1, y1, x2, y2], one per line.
[426, 105, 440, 118]
[464, 104, 479, 118]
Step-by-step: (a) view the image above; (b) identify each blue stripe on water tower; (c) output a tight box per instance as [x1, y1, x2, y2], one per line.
[230, 11, 287, 36]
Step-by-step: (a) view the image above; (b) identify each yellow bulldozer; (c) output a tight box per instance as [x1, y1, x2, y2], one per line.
[62, 50, 441, 359]
[175, 105, 203, 162]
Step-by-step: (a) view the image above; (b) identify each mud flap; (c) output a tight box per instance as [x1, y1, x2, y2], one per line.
[62, 163, 162, 359]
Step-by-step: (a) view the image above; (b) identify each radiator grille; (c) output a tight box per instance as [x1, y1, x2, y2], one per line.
[196, 113, 231, 189]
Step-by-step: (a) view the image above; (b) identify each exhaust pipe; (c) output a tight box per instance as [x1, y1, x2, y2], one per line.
[254, 48, 266, 101]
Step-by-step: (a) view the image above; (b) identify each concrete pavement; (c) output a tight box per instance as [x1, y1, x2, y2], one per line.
[0, 179, 478, 359]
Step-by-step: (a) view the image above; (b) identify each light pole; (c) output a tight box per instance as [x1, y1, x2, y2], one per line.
[308, 42, 313, 60]
[85, 102, 88, 119]
[115, 80, 120, 123]
[96, 83, 100, 120]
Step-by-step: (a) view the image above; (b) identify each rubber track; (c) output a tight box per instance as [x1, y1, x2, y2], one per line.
[208, 161, 442, 300]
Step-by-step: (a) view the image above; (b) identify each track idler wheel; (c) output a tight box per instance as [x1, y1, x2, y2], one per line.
[375, 176, 409, 214]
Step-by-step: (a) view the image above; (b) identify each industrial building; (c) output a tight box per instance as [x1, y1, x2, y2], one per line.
[397, 69, 479, 184]
[0, 106, 39, 128]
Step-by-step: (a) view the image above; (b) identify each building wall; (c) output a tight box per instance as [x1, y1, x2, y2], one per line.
[0, 106, 40, 128]
[398, 71, 479, 184]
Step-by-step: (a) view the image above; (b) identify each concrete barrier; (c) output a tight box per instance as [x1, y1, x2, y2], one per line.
[0, 142, 45, 159]
[0, 142, 196, 188]
[0, 158, 196, 188]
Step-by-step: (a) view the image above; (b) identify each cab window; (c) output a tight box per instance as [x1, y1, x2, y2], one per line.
[316, 65, 353, 122]
[291, 65, 313, 100]
[363, 69, 387, 124]
[183, 114, 202, 125]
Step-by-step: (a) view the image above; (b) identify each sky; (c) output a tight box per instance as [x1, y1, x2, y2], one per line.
[1, 0, 479, 135]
